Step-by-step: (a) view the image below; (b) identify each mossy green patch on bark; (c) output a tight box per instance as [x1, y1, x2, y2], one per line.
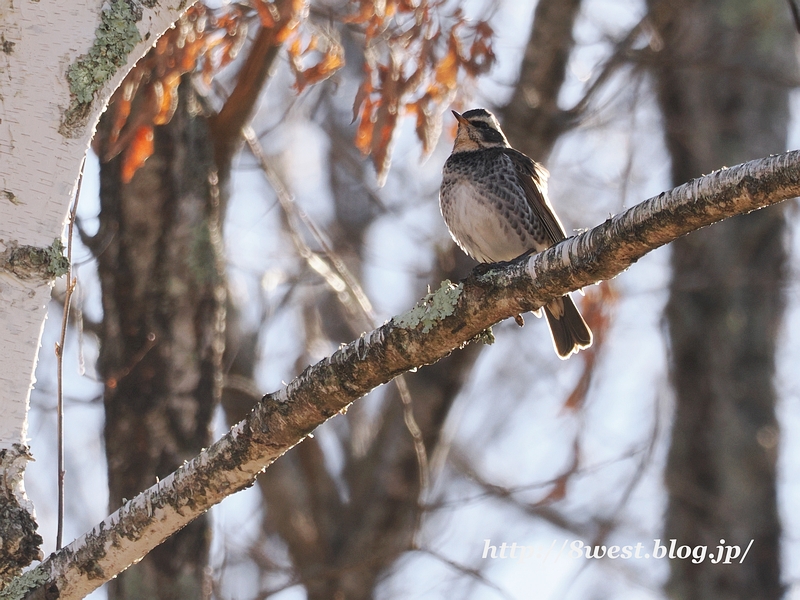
[394, 280, 463, 333]
[0, 566, 49, 600]
[67, 0, 141, 104]
[1, 239, 69, 280]
[61, 0, 142, 136]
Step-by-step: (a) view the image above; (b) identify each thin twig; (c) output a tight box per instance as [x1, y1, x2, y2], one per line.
[553, 395, 663, 599]
[104, 332, 158, 388]
[55, 156, 85, 550]
[565, 16, 648, 121]
[417, 547, 514, 600]
[243, 126, 373, 327]
[243, 126, 430, 493]
[788, 0, 800, 33]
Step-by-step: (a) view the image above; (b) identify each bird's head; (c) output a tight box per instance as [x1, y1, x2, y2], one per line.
[451, 108, 510, 153]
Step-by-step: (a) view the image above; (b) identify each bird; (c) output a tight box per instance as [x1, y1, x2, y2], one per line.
[439, 108, 592, 359]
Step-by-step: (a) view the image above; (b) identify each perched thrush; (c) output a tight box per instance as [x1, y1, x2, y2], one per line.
[439, 108, 592, 358]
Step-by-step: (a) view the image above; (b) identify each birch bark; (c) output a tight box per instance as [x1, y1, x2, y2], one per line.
[0, 0, 194, 582]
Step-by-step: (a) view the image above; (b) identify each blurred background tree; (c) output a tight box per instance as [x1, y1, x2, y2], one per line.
[26, 0, 800, 599]
[647, 1, 795, 598]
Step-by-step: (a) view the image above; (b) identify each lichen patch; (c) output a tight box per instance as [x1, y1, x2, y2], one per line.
[394, 280, 463, 333]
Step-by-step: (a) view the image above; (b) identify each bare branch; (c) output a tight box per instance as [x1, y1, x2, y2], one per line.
[244, 125, 431, 493]
[210, 0, 303, 170]
[55, 157, 85, 550]
[417, 547, 513, 600]
[15, 150, 800, 599]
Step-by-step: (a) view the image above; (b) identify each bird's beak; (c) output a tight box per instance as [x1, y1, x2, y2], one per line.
[452, 110, 469, 126]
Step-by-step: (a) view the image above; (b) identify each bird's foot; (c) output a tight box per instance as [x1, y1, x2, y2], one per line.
[472, 262, 497, 276]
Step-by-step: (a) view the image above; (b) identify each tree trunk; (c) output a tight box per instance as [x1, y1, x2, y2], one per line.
[501, 0, 582, 159]
[93, 78, 225, 600]
[647, 1, 795, 597]
[0, 1, 187, 579]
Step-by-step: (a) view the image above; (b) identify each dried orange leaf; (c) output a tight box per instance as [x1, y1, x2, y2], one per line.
[121, 126, 155, 184]
[355, 99, 376, 154]
[414, 95, 443, 156]
[369, 96, 400, 185]
[434, 45, 459, 90]
[352, 78, 373, 123]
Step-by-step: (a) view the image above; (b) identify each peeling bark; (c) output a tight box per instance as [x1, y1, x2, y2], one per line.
[0, 446, 43, 584]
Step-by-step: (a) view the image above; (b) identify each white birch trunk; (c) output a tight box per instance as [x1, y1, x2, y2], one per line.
[0, 0, 194, 582]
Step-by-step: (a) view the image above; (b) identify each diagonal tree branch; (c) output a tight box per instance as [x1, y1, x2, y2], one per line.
[13, 150, 800, 600]
[209, 0, 303, 172]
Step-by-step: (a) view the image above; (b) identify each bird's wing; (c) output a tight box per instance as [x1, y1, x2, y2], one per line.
[503, 148, 568, 244]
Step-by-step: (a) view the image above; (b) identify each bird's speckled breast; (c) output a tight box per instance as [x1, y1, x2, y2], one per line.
[440, 150, 548, 263]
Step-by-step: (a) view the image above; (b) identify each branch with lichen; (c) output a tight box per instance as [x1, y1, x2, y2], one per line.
[0, 239, 70, 280]
[9, 150, 800, 600]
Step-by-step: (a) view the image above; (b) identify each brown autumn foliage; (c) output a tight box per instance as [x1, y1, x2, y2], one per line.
[350, 2, 495, 182]
[98, 4, 249, 181]
[100, 0, 496, 185]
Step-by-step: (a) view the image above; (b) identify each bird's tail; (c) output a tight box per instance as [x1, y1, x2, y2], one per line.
[544, 295, 593, 359]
